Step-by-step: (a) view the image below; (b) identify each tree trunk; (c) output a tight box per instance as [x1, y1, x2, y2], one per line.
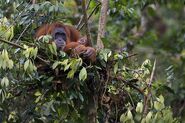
[87, 94, 98, 123]
[96, 0, 108, 50]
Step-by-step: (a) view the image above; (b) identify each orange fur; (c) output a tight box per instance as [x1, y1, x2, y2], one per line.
[35, 22, 96, 62]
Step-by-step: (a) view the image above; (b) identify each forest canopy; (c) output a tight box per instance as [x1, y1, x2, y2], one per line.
[0, 0, 184, 123]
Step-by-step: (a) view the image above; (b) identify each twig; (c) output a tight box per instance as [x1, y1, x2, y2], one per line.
[117, 77, 144, 95]
[125, 90, 135, 108]
[36, 56, 49, 65]
[76, 0, 92, 29]
[82, 0, 92, 46]
[143, 59, 156, 116]
[0, 38, 49, 65]
[86, 0, 92, 10]
[125, 53, 138, 59]
[76, 15, 84, 29]
[79, 2, 101, 30]
[149, 59, 156, 86]
[16, 22, 32, 43]
[128, 83, 144, 95]
[0, 38, 25, 49]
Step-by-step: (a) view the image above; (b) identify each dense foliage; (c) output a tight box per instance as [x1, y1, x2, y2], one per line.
[0, 0, 184, 122]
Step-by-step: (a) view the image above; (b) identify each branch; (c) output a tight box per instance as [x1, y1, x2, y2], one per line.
[115, 76, 144, 95]
[86, 0, 92, 10]
[149, 59, 156, 86]
[82, 0, 92, 46]
[32, 0, 36, 4]
[0, 38, 25, 49]
[16, 22, 32, 43]
[143, 59, 156, 116]
[76, 0, 91, 29]
[125, 53, 138, 59]
[96, 0, 108, 50]
[0, 38, 49, 65]
[79, 2, 101, 30]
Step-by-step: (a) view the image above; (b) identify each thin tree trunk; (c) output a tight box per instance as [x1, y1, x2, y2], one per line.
[96, 0, 108, 50]
[82, 0, 92, 46]
[86, 94, 98, 123]
[81, 1, 97, 122]
[32, 0, 36, 4]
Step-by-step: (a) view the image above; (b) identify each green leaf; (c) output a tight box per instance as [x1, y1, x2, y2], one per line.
[8, 26, 14, 41]
[114, 62, 118, 74]
[0, 89, 6, 102]
[79, 67, 87, 81]
[61, 59, 68, 65]
[51, 42, 57, 55]
[0, 56, 2, 68]
[57, 104, 69, 119]
[78, 93, 84, 102]
[67, 70, 75, 79]
[28, 60, 36, 72]
[142, 59, 151, 69]
[35, 96, 41, 103]
[49, 6, 54, 12]
[70, 58, 82, 69]
[159, 95, 164, 103]
[33, 4, 40, 11]
[46, 77, 54, 83]
[136, 102, 143, 113]
[41, 35, 52, 43]
[23, 49, 30, 58]
[99, 49, 112, 62]
[24, 59, 30, 71]
[146, 111, 152, 123]
[154, 100, 164, 111]
[7, 60, 13, 69]
[141, 118, 146, 123]
[34, 91, 42, 96]
[120, 113, 126, 123]
[48, 44, 54, 54]
[127, 110, 133, 120]
[48, 42, 57, 55]
[2, 60, 7, 69]
[2, 49, 9, 61]
[52, 61, 59, 69]
[32, 47, 38, 59]
[64, 63, 71, 71]
[102, 52, 108, 62]
[108, 50, 112, 57]
[1, 77, 9, 87]
[0, 17, 14, 41]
